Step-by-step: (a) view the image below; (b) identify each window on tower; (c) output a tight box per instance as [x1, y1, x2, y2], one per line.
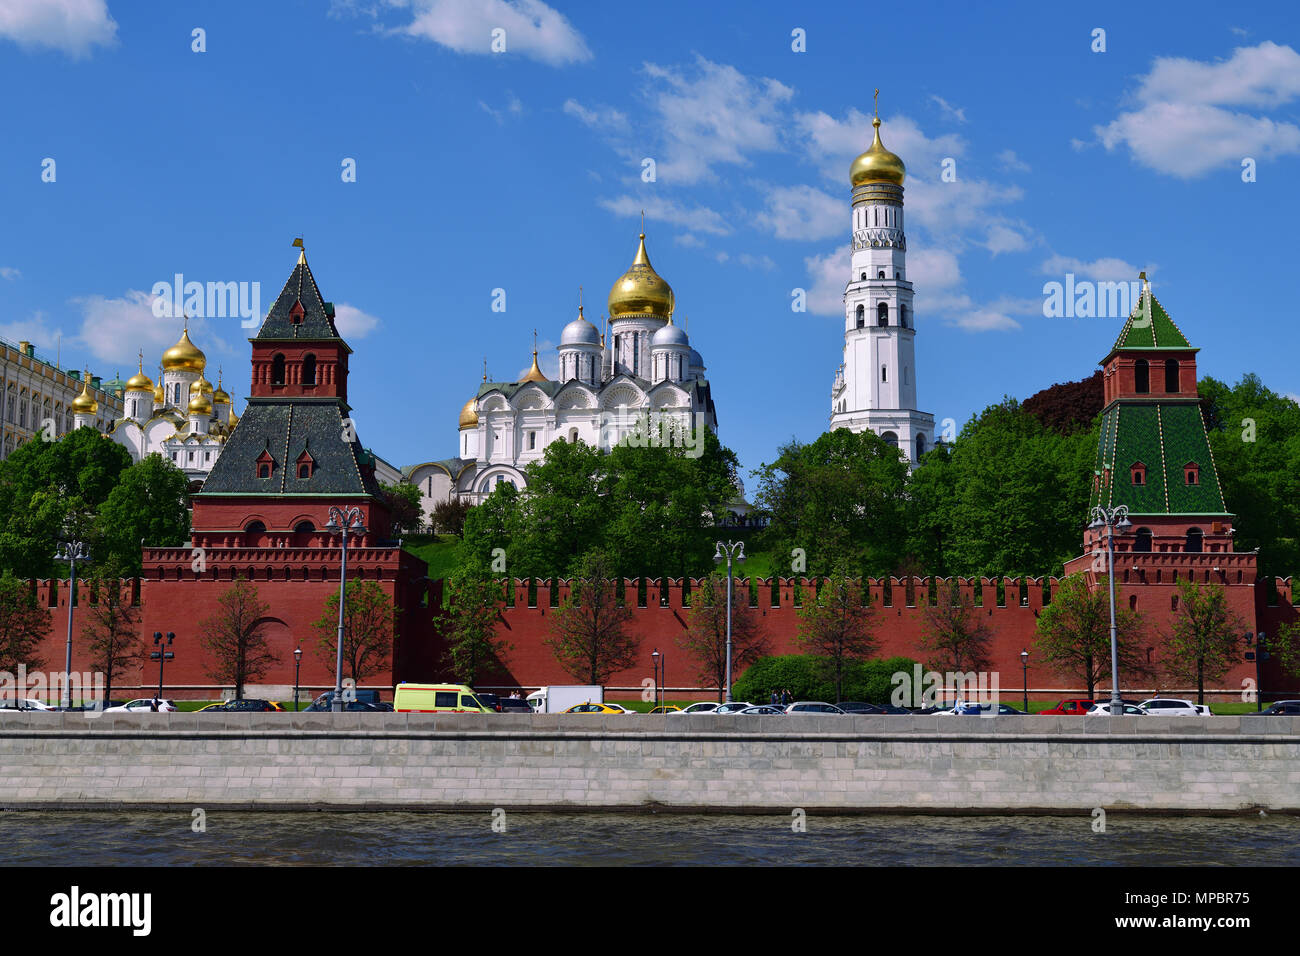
[881, 365, 888, 383]
[878, 271, 885, 279]
[856, 305, 865, 328]
[1165, 359, 1179, 393]
[901, 305, 909, 328]
[302, 353, 317, 386]
[1134, 359, 1150, 393]
[271, 354, 286, 385]
[877, 303, 889, 326]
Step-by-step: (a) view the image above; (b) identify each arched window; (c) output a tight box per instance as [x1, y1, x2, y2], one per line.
[860, 272, 867, 281]
[1184, 462, 1200, 486]
[1185, 527, 1203, 553]
[569, 428, 578, 443]
[877, 302, 889, 326]
[877, 270, 885, 279]
[856, 304, 865, 328]
[881, 365, 888, 383]
[881, 431, 899, 448]
[1131, 462, 1147, 486]
[245, 520, 267, 546]
[1134, 528, 1153, 552]
[900, 305, 909, 328]
[916, 434, 926, 457]
[1164, 359, 1179, 393]
[302, 354, 317, 386]
[173, 383, 183, 405]
[1134, 359, 1149, 394]
[271, 354, 286, 385]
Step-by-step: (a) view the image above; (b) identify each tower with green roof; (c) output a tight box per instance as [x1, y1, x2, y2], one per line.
[1067, 275, 1250, 573]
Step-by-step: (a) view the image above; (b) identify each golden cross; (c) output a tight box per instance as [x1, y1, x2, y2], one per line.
[874, 88, 879, 118]
[640, 209, 645, 233]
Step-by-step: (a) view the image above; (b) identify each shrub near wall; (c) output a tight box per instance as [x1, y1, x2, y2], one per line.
[733, 655, 920, 705]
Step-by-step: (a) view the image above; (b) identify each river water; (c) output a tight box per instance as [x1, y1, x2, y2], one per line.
[2, 810, 1296, 865]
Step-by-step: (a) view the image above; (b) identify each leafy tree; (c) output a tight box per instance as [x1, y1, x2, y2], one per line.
[1021, 370, 1104, 435]
[678, 572, 768, 701]
[0, 572, 51, 675]
[918, 581, 994, 678]
[80, 558, 143, 703]
[312, 580, 396, 685]
[460, 481, 526, 574]
[381, 481, 425, 535]
[96, 453, 190, 574]
[199, 576, 277, 699]
[733, 654, 920, 706]
[431, 496, 473, 537]
[1032, 573, 1149, 697]
[904, 441, 958, 576]
[546, 550, 638, 684]
[754, 429, 910, 576]
[442, 561, 510, 686]
[1164, 578, 1248, 704]
[795, 566, 878, 702]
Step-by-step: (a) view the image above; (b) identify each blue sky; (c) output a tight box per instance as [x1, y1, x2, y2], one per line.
[1, 0, 1297, 486]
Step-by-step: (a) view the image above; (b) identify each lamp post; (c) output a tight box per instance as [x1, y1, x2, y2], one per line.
[325, 505, 368, 713]
[150, 632, 175, 701]
[1245, 631, 1267, 712]
[1088, 504, 1132, 715]
[54, 536, 92, 709]
[713, 540, 745, 703]
[1019, 649, 1029, 714]
[293, 646, 303, 712]
[651, 649, 660, 711]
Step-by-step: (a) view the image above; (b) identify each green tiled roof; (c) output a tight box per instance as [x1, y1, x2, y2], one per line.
[1109, 291, 1193, 353]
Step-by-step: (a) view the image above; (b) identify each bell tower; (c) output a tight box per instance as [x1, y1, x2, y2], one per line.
[830, 91, 934, 465]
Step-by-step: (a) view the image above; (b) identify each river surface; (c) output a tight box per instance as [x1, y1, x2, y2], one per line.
[2, 810, 1296, 865]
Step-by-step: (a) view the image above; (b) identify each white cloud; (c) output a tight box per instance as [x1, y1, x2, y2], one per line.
[736, 253, 776, 271]
[563, 98, 627, 131]
[755, 184, 842, 241]
[1094, 42, 1300, 178]
[0, 0, 117, 57]
[930, 95, 966, 123]
[997, 149, 1031, 172]
[478, 92, 524, 123]
[382, 0, 590, 66]
[516, 339, 558, 379]
[802, 246, 848, 316]
[0, 266, 19, 280]
[598, 194, 731, 236]
[1040, 254, 1153, 282]
[333, 302, 381, 339]
[984, 223, 1030, 255]
[0, 311, 58, 351]
[70, 290, 237, 368]
[674, 233, 705, 248]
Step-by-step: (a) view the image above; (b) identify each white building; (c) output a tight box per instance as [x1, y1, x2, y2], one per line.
[0, 339, 122, 459]
[829, 108, 935, 464]
[106, 325, 238, 489]
[408, 231, 717, 511]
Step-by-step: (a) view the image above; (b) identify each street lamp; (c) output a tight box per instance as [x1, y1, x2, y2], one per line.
[325, 505, 367, 713]
[651, 649, 661, 711]
[713, 540, 745, 703]
[1088, 504, 1132, 716]
[1020, 649, 1029, 714]
[54, 535, 92, 709]
[150, 632, 175, 702]
[1245, 632, 1267, 712]
[293, 646, 303, 712]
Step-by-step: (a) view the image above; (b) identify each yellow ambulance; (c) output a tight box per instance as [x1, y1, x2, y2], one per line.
[393, 683, 491, 713]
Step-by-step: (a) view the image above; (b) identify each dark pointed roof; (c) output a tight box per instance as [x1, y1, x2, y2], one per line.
[1107, 290, 1194, 357]
[255, 253, 344, 341]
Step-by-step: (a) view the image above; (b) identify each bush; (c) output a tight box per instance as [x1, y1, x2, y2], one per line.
[732, 654, 920, 705]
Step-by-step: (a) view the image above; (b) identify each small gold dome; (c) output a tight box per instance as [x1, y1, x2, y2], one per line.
[212, 369, 231, 405]
[161, 327, 206, 372]
[189, 374, 213, 400]
[608, 233, 674, 319]
[152, 381, 165, 404]
[458, 396, 479, 430]
[72, 376, 98, 415]
[125, 361, 154, 392]
[850, 117, 906, 187]
[187, 392, 212, 416]
[520, 351, 548, 384]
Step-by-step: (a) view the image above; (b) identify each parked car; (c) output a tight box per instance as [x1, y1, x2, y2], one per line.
[198, 698, 281, 712]
[563, 702, 630, 714]
[670, 702, 720, 715]
[941, 702, 1028, 716]
[648, 705, 682, 714]
[1138, 698, 1201, 716]
[784, 701, 846, 715]
[498, 697, 533, 713]
[102, 698, 178, 713]
[1, 698, 59, 711]
[1040, 699, 1096, 716]
[837, 701, 885, 714]
[711, 701, 754, 714]
[1244, 700, 1300, 716]
[475, 693, 504, 713]
[1086, 702, 1149, 716]
[734, 705, 784, 715]
[303, 690, 383, 711]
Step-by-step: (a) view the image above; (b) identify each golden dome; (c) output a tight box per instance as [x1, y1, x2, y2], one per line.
[520, 350, 548, 383]
[187, 392, 212, 416]
[608, 233, 674, 319]
[850, 117, 906, 187]
[161, 327, 206, 372]
[212, 368, 231, 405]
[458, 396, 479, 430]
[189, 374, 213, 401]
[71, 375, 98, 415]
[125, 356, 154, 392]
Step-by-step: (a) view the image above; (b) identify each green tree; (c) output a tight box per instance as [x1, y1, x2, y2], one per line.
[199, 576, 277, 699]
[311, 580, 397, 685]
[918, 581, 994, 679]
[546, 550, 638, 684]
[0, 572, 51, 676]
[754, 429, 910, 576]
[431, 496, 473, 537]
[678, 572, 768, 701]
[381, 481, 425, 535]
[441, 561, 510, 686]
[795, 566, 878, 702]
[1164, 578, 1248, 704]
[1032, 573, 1149, 697]
[80, 558, 143, 703]
[96, 453, 191, 574]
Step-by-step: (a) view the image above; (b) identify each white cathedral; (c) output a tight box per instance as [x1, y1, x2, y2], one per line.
[830, 109, 935, 464]
[408, 232, 717, 509]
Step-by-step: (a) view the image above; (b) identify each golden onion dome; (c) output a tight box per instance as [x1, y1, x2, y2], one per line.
[125, 357, 154, 392]
[189, 374, 214, 400]
[187, 392, 212, 416]
[458, 396, 479, 430]
[71, 375, 98, 415]
[850, 116, 906, 187]
[608, 233, 674, 319]
[520, 350, 548, 384]
[211, 369, 231, 405]
[161, 327, 206, 372]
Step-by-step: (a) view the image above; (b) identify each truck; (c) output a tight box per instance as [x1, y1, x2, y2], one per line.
[526, 685, 603, 714]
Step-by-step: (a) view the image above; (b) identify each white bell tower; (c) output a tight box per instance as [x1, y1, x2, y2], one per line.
[830, 92, 934, 466]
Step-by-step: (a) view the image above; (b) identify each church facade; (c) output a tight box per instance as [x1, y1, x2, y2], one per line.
[829, 109, 935, 465]
[408, 231, 717, 511]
